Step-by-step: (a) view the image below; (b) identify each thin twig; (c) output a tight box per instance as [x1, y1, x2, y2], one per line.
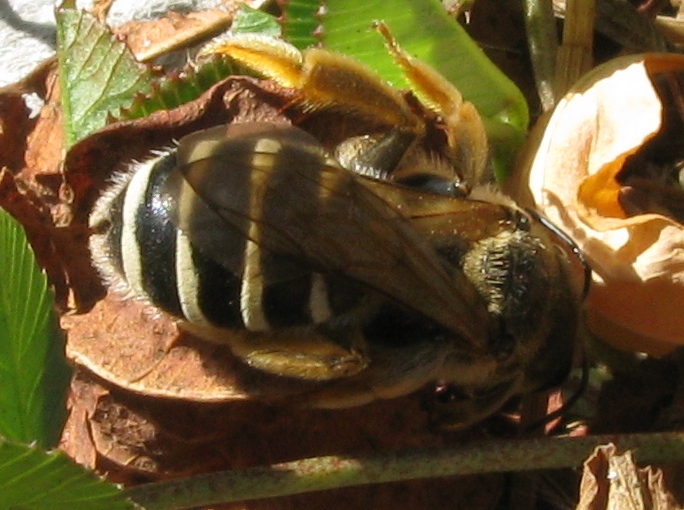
[125, 432, 684, 510]
[523, 0, 559, 110]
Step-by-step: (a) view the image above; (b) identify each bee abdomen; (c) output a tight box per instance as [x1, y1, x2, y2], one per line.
[89, 148, 354, 333]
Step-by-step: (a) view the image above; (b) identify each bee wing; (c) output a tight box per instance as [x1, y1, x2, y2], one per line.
[361, 179, 525, 244]
[165, 122, 494, 349]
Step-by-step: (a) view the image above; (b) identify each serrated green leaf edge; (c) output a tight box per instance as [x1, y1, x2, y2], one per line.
[281, 0, 529, 176]
[0, 209, 70, 448]
[116, 5, 280, 121]
[55, 1, 154, 147]
[116, 55, 235, 121]
[0, 440, 137, 510]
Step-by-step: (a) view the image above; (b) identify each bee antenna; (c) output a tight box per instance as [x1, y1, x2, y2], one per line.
[526, 208, 592, 301]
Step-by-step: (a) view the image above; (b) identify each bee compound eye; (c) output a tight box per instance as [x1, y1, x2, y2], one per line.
[525, 209, 591, 301]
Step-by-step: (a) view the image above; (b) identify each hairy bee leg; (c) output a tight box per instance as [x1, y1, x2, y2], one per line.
[300, 335, 456, 408]
[200, 35, 423, 132]
[181, 321, 369, 381]
[239, 329, 370, 381]
[374, 22, 489, 184]
[428, 379, 523, 430]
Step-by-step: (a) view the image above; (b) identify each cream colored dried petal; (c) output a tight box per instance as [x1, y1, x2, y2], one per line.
[518, 54, 684, 354]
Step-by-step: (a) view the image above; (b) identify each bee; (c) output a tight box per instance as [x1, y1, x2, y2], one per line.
[88, 29, 588, 427]
[197, 22, 489, 196]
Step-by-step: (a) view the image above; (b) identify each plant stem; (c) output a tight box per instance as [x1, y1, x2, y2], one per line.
[523, 0, 558, 111]
[125, 432, 684, 510]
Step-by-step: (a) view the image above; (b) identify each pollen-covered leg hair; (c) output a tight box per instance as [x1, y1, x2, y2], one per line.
[199, 34, 422, 132]
[199, 29, 489, 186]
[209, 325, 370, 381]
[374, 22, 489, 185]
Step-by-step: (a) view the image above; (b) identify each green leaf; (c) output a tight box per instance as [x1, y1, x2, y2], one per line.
[0, 209, 70, 448]
[116, 56, 234, 120]
[117, 4, 279, 122]
[232, 5, 281, 36]
[0, 440, 136, 510]
[280, 0, 320, 49]
[55, 0, 154, 147]
[281, 0, 529, 177]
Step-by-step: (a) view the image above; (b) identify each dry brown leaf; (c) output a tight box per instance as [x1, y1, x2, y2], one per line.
[62, 290, 318, 402]
[0, 93, 36, 172]
[576, 443, 681, 510]
[515, 53, 684, 355]
[59, 365, 508, 510]
[0, 56, 97, 308]
[115, 9, 234, 63]
[113, 0, 270, 63]
[60, 372, 109, 470]
[0, 58, 56, 169]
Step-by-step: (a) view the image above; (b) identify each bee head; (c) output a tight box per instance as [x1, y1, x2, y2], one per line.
[459, 209, 588, 395]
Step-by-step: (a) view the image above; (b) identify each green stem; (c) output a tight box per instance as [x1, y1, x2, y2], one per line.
[125, 432, 684, 510]
[523, 0, 558, 111]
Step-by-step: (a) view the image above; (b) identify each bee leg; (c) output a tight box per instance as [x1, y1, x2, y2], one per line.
[224, 326, 369, 381]
[199, 34, 423, 132]
[374, 22, 489, 185]
[427, 378, 523, 430]
[335, 128, 417, 179]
